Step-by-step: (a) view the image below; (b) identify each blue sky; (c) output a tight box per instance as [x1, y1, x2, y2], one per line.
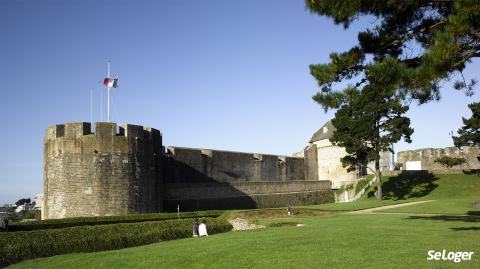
[0, 0, 478, 204]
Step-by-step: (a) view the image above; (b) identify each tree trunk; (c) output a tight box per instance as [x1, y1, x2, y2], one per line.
[375, 159, 382, 200]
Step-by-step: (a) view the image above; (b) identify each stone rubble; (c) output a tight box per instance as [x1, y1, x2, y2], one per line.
[228, 218, 265, 231]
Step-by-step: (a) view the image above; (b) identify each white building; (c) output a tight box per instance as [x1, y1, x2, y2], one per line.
[33, 193, 44, 211]
[296, 121, 393, 189]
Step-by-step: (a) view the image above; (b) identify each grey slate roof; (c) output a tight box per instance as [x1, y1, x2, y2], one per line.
[309, 121, 336, 143]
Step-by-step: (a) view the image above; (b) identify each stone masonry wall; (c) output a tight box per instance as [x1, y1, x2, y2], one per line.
[164, 147, 305, 183]
[161, 146, 333, 211]
[43, 123, 335, 218]
[163, 181, 333, 211]
[304, 144, 318, 181]
[43, 122, 162, 219]
[314, 139, 357, 185]
[397, 146, 480, 170]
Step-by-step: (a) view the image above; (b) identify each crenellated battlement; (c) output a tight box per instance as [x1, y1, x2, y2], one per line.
[45, 122, 161, 141]
[43, 122, 164, 219]
[44, 122, 162, 155]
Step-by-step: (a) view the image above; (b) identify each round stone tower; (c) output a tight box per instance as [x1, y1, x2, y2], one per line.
[43, 122, 163, 219]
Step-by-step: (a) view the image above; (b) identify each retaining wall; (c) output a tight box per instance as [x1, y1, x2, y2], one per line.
[163, 180, 333, 211]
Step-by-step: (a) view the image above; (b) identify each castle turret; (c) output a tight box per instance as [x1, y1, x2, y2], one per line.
[43, 122, 163, 219]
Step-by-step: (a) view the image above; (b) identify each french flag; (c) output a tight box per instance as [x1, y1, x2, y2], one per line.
[103, 77, 118, 88]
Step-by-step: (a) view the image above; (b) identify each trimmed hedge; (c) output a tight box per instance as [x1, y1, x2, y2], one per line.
[0, 217, 232, 267]
[9, 210, 223, 231]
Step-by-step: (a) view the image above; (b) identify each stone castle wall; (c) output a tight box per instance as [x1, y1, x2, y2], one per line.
[313, 139, 357, 185]
[43, 122, 334, 219]
[162, 147, 332, 211]
[397, 146, 480, 170]
[164, 146, 305, 183]
[164, 181, 333, 211]
[43, 122, 163, 219]
[303, 144, 319, 181]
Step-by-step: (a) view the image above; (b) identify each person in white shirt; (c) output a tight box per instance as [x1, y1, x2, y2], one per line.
[198, 220, 208, 237]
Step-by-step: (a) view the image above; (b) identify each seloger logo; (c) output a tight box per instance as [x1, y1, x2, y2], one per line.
[427, 250, 474, 263]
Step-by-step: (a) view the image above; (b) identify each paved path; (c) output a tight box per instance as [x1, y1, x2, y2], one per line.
[346, 200, 435, 215]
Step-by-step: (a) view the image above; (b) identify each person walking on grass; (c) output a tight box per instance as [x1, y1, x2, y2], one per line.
[198, 219, 208, 237]
[192, 219, 199, 237]
[0, 214, 8, 231]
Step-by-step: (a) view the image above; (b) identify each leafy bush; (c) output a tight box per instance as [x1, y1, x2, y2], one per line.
[434, 156, 467, 169]
[9, 210, 223, 231]
[21, 210, 40, 220]
[0, 217, 232, 267]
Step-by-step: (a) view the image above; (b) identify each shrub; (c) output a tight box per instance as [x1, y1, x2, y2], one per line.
[9, 210, 223, 231]
[434, 156, 467, 169]
[21, 210, 40, 220]
[0, 217, 232, 267]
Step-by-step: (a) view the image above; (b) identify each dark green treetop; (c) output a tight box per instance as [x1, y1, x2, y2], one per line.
[306, 0, 480, 103]
[328, 57, 414, 173]
[15, 198, 31, 207]
[453, 102, 480, 147]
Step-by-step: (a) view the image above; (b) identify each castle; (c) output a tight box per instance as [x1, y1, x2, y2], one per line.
[43, 121, 393, 219]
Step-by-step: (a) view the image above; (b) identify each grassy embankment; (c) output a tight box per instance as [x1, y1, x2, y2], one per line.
[6, 172, 480, 269]
[307, 172, 480, 214]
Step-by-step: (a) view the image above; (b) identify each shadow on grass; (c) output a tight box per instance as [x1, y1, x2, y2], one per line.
[367, 171, 439, 200]
[462, 169, 480, 175]
[408, 211, 480, 232]
[408, 211, 480, 223]
[451, 227, 480, 231]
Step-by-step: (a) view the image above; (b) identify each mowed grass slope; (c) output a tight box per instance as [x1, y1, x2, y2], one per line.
[307, 172, 480, 214]
[379, 173, 480, 214]
[8, 213, 480, 269]
[6, 172, 480, 268]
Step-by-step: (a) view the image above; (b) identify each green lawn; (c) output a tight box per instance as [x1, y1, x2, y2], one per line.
[305, 172, 480, 215]
[6, 172, 480, 268]
[8, 213, 479, 269]
[303, 198, 413, 211]
[379, 173, 480, 215]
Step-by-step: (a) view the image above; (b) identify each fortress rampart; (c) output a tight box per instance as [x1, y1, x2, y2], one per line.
[164, 147, 305, 183]
[43, 122, 334, 219]
[163, 181, 333, 211]
[162, 147, 332, 211]
[397, 146, 480, 170]
[43, 122, 162, 219]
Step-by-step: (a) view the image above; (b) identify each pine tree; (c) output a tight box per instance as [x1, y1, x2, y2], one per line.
[453, 102, 480, 147]
[325, 58, 413, 200]
[306, 0, 480, 102]
[305, 0, 480, 199]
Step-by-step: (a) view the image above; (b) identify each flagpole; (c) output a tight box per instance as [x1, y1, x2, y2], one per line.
[107, 61, 111, 122]
[90, 89, 93, 123]
[100, 92, 103, 121]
